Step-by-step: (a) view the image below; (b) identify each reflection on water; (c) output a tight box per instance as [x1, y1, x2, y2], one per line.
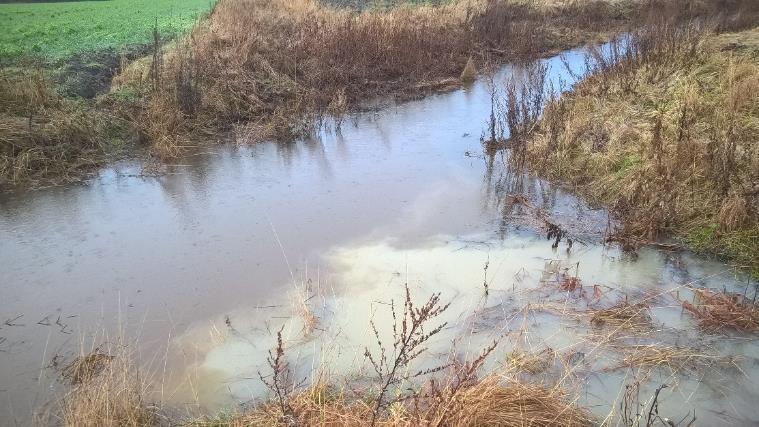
[0, 45, 757, 425]
[169, 235, 759, 425]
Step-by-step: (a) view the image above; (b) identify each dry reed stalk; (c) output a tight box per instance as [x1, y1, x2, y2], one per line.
[364, 283, 451, 425]
[293, 279, 319, 337]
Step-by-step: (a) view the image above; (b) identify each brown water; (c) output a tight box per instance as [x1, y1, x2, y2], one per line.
[1, 47, 758, 426]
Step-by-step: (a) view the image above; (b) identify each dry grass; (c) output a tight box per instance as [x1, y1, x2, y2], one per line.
[617, 344, 733, 372]
[201, 374, 593, 426]
[124, 0, 681, 152]
[590, 301, 651, 331]
[681, 288, 759, 332]
[0, 69, 107, 186]
[58, 347, 155, 427]
[506, 348, 556, 374]
[62, 352, 115, 385]
[445, 376, 593, 427]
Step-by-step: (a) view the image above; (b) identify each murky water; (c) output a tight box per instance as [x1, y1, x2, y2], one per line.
[1, 46, 757, 426]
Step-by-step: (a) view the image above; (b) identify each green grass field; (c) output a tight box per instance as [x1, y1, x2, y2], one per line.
[0, 0, 214, 60]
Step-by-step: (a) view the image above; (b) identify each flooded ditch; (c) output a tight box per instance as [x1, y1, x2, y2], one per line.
[1, 45, 757, 425]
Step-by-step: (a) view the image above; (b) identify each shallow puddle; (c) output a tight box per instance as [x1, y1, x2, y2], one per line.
[1, 45, 757, 425]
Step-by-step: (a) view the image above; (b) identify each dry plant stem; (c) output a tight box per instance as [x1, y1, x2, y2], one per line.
[621, 381, 696, 427]
[258, 327, 298, 424]
[364, 283, 451, 426]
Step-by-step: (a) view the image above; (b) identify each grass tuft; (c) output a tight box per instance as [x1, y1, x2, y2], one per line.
[58, 346, 155, 427]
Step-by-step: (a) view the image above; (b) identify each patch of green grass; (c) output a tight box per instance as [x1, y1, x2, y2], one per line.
[613, 153, 642, 178]
[684, 223, 719, 252]
[110, 86, 140, 102]
[719, 227, 759, 276]
[0, 0, 214, 61]
[684, 223, 759, 278]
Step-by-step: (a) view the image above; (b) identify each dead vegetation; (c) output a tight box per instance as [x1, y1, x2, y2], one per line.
[46, 274, 756, 426]
[212, 373, 593, 426]
[128, 0, 634, 154]
[4, 0, 756, 185]
[0, 69, 109, 186]
[55, 285, 597, 427]
[56, 345, 155, 427]
[61, 352, 115, 385]
[120, 0, 748, 159]
[590, 301, 651, 331]
[680, 288, 759, 331]
[363, 284, 452, 424]
[617, 344, 734, 372]
[506, 347, 556, 374]
[5, 0, 622, 185]
[427, 376, 593, 427]
[506, 192, 580, 250]
[619, 382, 696, 427]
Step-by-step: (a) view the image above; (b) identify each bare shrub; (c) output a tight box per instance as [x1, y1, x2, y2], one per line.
[364, 283, 450, 425]
[258, 327, 301, 424]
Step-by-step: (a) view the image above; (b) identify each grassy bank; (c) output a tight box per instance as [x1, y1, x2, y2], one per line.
[123, 0, 646, 158]
[0, 70, 108, 184]
[124, 0, 759, 157]
[516, 25, 759, 274]
[0, 0, 215, 188]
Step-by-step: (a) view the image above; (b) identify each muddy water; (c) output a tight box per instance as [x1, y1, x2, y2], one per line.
[1, 47, 758, 425]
